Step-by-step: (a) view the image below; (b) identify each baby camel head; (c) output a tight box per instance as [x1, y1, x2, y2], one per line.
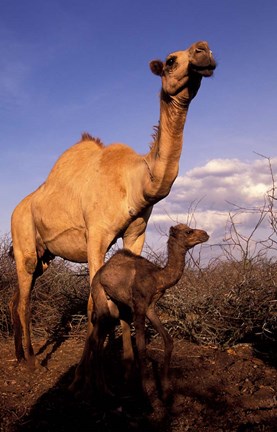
[150, 41, 216, 100]
[169, 223, 209, 249]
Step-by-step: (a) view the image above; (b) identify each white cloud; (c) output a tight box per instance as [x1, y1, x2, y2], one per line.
[146, 156, 277, 260]
[168, 156, 276, 210]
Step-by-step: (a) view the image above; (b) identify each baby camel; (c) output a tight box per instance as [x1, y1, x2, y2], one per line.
[87, 224, 209, 402]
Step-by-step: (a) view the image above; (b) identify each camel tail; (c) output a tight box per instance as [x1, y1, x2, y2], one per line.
[8, 245, 14, 260]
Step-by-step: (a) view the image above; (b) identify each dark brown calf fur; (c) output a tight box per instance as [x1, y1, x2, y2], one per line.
[75, 224, 209, 405]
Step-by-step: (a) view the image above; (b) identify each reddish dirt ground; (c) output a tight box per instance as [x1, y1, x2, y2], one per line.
[0, 334, 276, 432]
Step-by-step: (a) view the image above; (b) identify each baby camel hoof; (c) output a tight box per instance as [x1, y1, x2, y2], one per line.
[68, 380, 79, 395]
[139, 395, 153, 414]
[161, 387, 173, 405]
[68, 374, 88, 397]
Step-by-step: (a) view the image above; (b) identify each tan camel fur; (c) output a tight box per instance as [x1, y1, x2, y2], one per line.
[10, 41, 216, 371]
[83, 224, 209, 404]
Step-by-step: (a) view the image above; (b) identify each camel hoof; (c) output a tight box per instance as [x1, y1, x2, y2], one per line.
[21, 356, 40, 372]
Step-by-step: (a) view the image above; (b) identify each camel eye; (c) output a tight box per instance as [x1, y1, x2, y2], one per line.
[185, 230, 193, 235]
[166, 57, 176, 67]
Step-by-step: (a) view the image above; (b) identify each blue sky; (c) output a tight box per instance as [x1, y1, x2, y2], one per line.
[1, 0, 276, 259]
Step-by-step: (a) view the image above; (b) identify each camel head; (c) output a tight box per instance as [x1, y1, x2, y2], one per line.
[150, 41, 216, 102]
[169, 223, 209, 249]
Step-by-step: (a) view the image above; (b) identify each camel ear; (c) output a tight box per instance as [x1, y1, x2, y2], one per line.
[169, 226, 177, 237]
[149, 60, 164, 76]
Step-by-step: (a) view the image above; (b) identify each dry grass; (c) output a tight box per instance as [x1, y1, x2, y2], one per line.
[0, 236, 89, 340]
[158, 259, 276, 354]
[0, 233, 276, 363]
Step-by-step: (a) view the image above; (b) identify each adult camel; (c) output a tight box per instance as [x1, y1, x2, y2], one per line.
[10, 41, 216, 372]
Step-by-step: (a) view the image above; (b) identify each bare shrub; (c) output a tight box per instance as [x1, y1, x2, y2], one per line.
[156, 160, 277, 357]
[0, 237, 89, 340]
[0, 235, 16, 336]
[29, 260, 89, 340]
[158, 258, 276, 351]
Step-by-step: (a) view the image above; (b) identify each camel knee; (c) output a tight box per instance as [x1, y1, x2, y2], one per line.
[17, 249, 48, 276]
[24, 252, 38, 274]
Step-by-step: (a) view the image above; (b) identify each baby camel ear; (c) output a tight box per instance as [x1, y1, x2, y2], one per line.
[169, 226, 177, 237]
[149, 59, 164, 76]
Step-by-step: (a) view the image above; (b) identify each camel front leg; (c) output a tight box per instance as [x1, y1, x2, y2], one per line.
[70, 230, 113, 393]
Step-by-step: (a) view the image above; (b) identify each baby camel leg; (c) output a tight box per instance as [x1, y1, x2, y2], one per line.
[120, 320, 134, 377]
[89, 316, 114, 396]
[146, 305, 173, 401]
[133, 312, 154, 413]
[133, 312, 148, 395]
[122, 226, 147, 370]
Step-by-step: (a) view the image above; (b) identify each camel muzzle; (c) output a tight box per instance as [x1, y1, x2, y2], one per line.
[189, 61, 216, 77]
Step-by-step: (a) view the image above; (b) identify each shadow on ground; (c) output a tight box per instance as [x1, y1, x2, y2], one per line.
[13, 366, 156, 432]
[1, 336, 276, 432]
[12, 350, 277, 432]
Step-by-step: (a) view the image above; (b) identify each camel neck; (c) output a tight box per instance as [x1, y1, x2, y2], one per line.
[158, 236, 188, 290]
[144, 91, 190, 201]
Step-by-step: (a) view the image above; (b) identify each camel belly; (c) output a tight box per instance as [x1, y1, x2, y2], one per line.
[31, 188, 88, 261]
[36, 223, 88, 263]
[45, 229, 88, 262]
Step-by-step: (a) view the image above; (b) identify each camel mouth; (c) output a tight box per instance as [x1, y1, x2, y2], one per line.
[189, 62, 216, 77]
[187, 234, 209, 249]
[196, 233, 210, 244]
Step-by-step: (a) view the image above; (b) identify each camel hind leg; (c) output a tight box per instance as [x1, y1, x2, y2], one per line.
[146, 304, 173, 401]
[12, 249, 52, 369]
[10, 252, 42, 369]
[9, 288, 25, 362]
[10, 200, 44, 369]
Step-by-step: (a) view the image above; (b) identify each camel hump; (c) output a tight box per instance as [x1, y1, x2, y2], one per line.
[81, 132, 104, 147]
